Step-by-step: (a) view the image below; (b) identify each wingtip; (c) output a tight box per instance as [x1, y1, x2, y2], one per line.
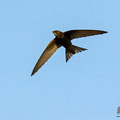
[103, 31, 108, 33]
[31, 71, 35, 76]
[31, 73, 33, 76]
[99, 30, 108, 34]
[98, 30, 108, 35]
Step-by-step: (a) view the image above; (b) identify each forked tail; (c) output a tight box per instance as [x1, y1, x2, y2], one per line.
[66, 45, 87, 62]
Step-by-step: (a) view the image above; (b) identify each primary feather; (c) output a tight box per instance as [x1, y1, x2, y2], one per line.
[31, 39, 60, 76]
[64, 30, 107, 40]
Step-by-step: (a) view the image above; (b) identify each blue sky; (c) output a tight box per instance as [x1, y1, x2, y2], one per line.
[0, 0, 120, 120]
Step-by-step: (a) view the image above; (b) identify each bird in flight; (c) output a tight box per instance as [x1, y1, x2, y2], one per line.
[31, 29, 107, 76]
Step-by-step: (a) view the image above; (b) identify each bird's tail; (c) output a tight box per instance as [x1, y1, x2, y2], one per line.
[65, 45, 87, 62]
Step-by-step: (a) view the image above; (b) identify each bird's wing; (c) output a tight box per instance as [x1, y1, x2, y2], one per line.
[31, 39, 60, 76]
[64, 30, 107, 40]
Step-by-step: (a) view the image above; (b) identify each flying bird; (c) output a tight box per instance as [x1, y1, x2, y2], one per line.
[31, 29, 107, 76]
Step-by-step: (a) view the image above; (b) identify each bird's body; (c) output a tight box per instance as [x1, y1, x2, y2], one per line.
[55, 36, 71, 48]
[31, 29, 107, 76]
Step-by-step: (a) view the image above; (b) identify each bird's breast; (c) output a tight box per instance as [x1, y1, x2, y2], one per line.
[55, 37, 71, 48]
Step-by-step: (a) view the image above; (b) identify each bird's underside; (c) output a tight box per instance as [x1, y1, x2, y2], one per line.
[31, 29, 107, 76]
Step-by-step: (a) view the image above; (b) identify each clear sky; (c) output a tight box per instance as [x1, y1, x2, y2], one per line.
[0, 0, 120, 120]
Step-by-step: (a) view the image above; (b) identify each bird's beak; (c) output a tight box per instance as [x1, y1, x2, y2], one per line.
[52, 31, 57, 36]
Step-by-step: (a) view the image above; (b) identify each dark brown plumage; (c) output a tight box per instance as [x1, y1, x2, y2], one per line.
[31, 29, 107, 76]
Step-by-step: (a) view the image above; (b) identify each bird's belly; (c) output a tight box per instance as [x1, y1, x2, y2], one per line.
[62, 41, 71, 48]
[55, 38, 71, 48]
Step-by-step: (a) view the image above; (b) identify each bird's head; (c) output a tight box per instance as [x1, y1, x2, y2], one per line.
[52, 30, 64, 38]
